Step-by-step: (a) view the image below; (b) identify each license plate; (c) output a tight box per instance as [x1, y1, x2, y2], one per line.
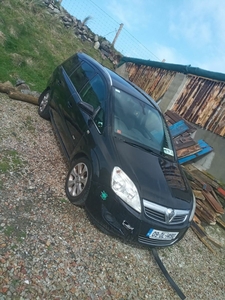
[146, 229, 179, 240]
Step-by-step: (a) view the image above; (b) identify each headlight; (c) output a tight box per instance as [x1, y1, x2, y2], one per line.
[189, 193, 196, 221]
[111, 166, 141, 213]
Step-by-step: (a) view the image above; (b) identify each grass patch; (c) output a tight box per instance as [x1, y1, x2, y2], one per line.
[59, 198, 68, 203]
[17, 230, 26, 242]
[24, 116, 35, 132]
[10, 244, 18, 250]
[219, 258, 225, 266]
[4, 225, 15, 236]
[4, 225, 26, 241]
[0, 149, 23, 173]
[0, 160, 9, 173]
[0, 0, 114, 92]
[11, 279, 20, 287]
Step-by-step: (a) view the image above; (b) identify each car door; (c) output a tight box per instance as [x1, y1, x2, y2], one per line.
[61, 61, 98, 156]
[79, 73, 107, 134]
[66, 73, 108, 158]
[49, 54, 81, 140]
[49, 65, 76, 142]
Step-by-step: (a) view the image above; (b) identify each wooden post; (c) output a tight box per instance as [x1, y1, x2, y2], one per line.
[112, 23, 124, 47]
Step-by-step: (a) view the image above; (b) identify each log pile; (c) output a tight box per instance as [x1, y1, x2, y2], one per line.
[0, 82, 39, 105]
[184, 164, 225, 253]
[165, 110, 213, 164]
[165, 110, 225, 252]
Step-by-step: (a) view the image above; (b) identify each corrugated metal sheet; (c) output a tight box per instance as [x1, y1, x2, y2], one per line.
[126, 62, 175, 101]
[172, 75, 225, 137]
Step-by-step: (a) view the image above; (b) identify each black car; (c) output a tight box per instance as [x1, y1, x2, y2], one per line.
[38, 52, 196, 247]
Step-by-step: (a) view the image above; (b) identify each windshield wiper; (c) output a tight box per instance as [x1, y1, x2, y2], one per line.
[114, 135, 167, 158]
[123, 140, 158, 156]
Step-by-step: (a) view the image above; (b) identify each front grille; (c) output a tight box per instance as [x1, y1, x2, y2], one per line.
[144, 207, 165, 222]
[143, 200, 189, 225]
[138, 235, 178, 247]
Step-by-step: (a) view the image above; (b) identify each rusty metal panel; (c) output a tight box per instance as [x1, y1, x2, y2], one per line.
[172, 75, 225, 137]
[126, 62, 175, 101]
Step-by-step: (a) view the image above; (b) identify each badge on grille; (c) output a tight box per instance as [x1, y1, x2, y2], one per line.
[165, 209, 175, 224]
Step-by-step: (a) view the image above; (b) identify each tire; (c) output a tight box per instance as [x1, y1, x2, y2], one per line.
[65, 157, 92, 207]
[38, 89, 50, 120]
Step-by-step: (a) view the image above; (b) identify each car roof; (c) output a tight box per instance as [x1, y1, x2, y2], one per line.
[78, 52, 160, 110]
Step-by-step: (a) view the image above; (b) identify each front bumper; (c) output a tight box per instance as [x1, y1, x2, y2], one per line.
[85, 181, 191, 248]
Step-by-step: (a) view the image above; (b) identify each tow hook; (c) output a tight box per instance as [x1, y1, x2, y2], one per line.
[122, 220, 134, 233]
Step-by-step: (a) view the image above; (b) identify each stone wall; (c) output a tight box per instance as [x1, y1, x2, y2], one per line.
[43, 0, 122, 66]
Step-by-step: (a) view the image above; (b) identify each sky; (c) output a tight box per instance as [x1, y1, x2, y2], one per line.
[61, 0, 225, 74]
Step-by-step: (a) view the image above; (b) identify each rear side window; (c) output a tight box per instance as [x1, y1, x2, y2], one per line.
[62, 54, 81, 75]
[80, 74, 106, 109]
[70, 62, 96, 93]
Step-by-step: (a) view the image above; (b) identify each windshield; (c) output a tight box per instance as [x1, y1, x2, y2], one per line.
[112, 87, 175, 159]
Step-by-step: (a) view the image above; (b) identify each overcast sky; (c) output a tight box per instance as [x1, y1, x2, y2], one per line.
[62, 0, 225, 74]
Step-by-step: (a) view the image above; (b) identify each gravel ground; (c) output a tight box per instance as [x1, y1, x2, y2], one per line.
[0, 93, 224, 300]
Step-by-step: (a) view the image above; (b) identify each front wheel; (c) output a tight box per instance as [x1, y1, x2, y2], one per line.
[65, 157, 92, 207]
[38, 89, 50, 120]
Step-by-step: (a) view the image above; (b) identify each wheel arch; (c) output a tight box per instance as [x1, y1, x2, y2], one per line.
[70, 149, 100, 180]
[38, 87, 51, 105]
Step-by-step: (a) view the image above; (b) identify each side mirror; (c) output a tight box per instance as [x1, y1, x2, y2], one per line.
[78, 101, 94, 116]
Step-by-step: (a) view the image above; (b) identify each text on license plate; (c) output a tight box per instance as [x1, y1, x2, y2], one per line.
[146, 229, 179, 240]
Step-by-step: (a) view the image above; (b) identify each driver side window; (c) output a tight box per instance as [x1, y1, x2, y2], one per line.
[79, 74, 106, 133]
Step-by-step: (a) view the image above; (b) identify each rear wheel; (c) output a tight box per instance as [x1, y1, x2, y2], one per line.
[38, 89, 50, 120]
[65, 157, 92, 207]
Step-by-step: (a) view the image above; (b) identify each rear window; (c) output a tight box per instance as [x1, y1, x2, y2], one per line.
[70, 62, 96, 93]
[62, 54, 81, 76]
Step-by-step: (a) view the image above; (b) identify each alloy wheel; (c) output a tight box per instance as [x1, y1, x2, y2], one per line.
[39, 92, 50, 112]
[67, 162, 88, 197]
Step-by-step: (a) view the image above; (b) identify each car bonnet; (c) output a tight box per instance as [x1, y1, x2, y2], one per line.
[113, 138, 193, 210]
